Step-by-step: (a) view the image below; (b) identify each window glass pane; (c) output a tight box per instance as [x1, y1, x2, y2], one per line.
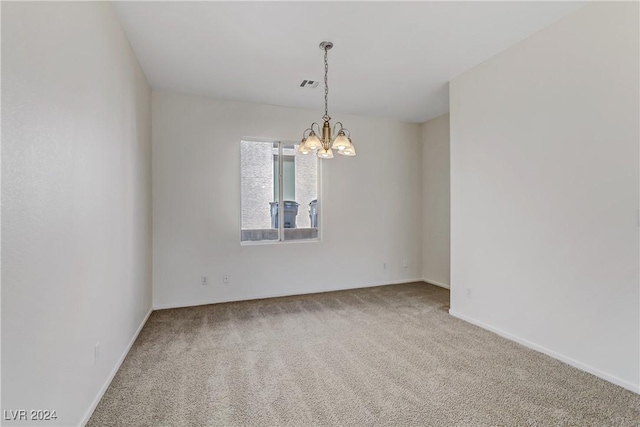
[241, 140, 279, 242]
[274, 156, 295, 201]
[284, 142, 319, 241]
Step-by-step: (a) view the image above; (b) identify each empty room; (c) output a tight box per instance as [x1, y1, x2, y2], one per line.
[2, 1, 639, 426]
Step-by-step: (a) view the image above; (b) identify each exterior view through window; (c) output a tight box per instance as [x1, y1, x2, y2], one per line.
[241, 140, 319, 243]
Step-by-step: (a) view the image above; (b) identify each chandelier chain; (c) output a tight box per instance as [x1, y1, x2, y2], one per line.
[323, 46, 330, 121]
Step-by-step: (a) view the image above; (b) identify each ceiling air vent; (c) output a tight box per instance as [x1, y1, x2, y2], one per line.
[300, 80, 319, 88]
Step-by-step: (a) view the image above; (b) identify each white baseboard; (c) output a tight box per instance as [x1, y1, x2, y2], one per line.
[153, 278, 423, 310]
[80, 308, 153, 426]
[422, 278, 450, 289]
[449, 310, 640, 395]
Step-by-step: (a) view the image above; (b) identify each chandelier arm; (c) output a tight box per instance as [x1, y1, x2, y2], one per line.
[302, 128, 313, 138]
[310, 122, 322, 134]
[332, 122, 344, 135]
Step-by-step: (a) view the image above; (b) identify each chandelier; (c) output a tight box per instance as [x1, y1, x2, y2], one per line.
[297, 41, 356, 159]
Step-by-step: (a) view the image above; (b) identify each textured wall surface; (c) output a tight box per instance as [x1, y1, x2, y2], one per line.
[450, 1, 639, 392]
[240, 141, 275, 229]
[421, 113, 450, 288]
[294, 150, 318, 229]
[152, 90, 422, 309]
[1, 2, 152, 425]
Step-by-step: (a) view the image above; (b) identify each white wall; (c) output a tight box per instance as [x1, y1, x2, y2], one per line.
[421, 113, 450, 289]
[152, 91, 422, 308]
[450, 2, 639, 392]
[1, 2, 152, 425]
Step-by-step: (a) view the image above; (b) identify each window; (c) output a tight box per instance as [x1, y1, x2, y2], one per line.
[241, 139, 319, 243]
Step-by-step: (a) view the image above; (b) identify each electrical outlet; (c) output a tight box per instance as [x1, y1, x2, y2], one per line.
[94, 342, 100, 365]
[201, 276, 208, 286]
[466, 288, 472, 298]
[222, 275, 229, 284]
[382, 262, 387, 270]
[402, 259, 409, 268]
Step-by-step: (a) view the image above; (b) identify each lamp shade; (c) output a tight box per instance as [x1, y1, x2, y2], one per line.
[305, 132, 322, 150]
[332, 133, 351, 151]
[297, 138, 310, 155]
[339, 140, 356, 156]
[317, 147, 334, 159]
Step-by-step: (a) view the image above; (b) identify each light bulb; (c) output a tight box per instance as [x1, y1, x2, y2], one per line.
[332, 132, 351, 151]
[317, 147, 334, 159]
[305, 132, 322, 150]
[339, 140, 356, 156]
[297, 138, 310, 155]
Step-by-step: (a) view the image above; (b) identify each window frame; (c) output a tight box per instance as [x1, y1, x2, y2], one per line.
[240, 138, 321, 245]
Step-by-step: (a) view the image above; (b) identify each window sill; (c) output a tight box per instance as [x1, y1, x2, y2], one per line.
[241, 228, 320, 245]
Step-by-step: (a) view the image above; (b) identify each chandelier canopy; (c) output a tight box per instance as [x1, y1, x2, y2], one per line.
[297, 41, 356, 159]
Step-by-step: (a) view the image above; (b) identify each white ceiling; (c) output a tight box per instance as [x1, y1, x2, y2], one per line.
[113, 1, 585, 123]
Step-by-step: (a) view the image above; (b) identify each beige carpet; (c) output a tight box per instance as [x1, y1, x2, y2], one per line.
[88, 282, 640, 426]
